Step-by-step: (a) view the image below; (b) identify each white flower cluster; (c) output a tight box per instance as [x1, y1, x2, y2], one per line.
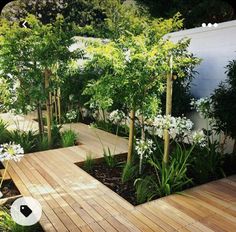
[144, 114, 207, 147]
[191, 98, 214, 119]
[145, 115, 194, 139]
[108, 110, 126, 125]
[66, 110, 77, 121]
[0, 143, 24, 162]
[135, 139, 156, 160]
[191, 130, 207, 148]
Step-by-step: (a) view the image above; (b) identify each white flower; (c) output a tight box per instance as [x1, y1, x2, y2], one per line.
[135, 138, 156, 174]
[108, 110, 126, 125]
[66, 110, 77, 121]
[191, 97, 214, 120]
[135, 139, 156, 160]
[191, 130, 207, 147]
[145, 114, 194, 140]
[0, 143, 24, 162]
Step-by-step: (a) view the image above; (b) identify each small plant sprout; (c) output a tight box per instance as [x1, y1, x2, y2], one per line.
[103, 148, 117, 169]
[83, 154, 95, 172]
[135, 139, 156, 174]
[0, 143, 24, 198]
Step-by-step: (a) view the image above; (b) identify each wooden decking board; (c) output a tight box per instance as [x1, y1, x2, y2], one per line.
[17, 158, 79, 231]
[2, 121, 235, 231]
[9, 161, 69, 232]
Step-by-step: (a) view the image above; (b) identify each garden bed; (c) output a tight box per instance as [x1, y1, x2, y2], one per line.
[76, 149, 236, 206]
[77, 154, 145, 206]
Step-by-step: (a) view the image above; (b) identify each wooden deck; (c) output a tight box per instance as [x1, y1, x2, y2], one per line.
[4, 123, 236, 231]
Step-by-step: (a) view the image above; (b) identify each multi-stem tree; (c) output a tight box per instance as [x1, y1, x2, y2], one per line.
[0, 14, 80, 144]
[84, 13, 200, 163]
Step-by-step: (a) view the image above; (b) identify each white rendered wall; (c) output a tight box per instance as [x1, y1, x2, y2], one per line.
[167, 21, 236, 152]
[168, 20, 236, 98]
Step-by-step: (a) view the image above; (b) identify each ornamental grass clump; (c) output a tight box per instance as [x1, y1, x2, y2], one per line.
[61, 130, 77, 147]
[0, 142, 24, 198]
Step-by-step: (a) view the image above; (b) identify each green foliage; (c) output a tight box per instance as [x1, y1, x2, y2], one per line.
[37, 135, 50, 151]
[150, 150, 192, 195]
[0, 119, 10, 144]
[134, 176, 156, 204]
[51, 124, 62, 148]
[137, 0, 236, 29]
[84, 15, 200, 121]
[0, 207, 42, 232]
[83, 154, 95, 172]
[135, 145, 192, 204]
[211, 60, 236, 140]
[0, 14, 80, 114]
[121, 162, 137, 184]
[2, 0, 107, 32]
[9, 130, 36, 153]
[61, 129, 77, 147]
[103, 148, 117, 168]
[190, 141, 224, 184]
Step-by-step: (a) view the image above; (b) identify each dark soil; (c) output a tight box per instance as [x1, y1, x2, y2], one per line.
[0, 180, 21, 199]
[0, 162, 5, 169]
[78, 156, 138, 205]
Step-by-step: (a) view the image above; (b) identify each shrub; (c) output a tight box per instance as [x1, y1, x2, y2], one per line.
[9, 130, 36, 153]
[0, 119, 10, 144]
[83, 154, 95, 172]
[61, 129, 77, 147]
[190, 140, 224, 184]
[211, 59, 236, 152]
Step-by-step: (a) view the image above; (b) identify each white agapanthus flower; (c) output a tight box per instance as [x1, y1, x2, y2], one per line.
[135, 139, 156, 174]
[108, 110, 126, 125]
[145, 115, 194, 140]
[0, 143, 24, 162]
[191, 98, 214, 118]
[135, 139, 156, 160]
[191, 130, 207, 147]
[66, 110, 77, 121]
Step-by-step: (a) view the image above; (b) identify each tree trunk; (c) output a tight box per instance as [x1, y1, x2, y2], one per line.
[57, 88, 61, 124]
[141, 114, 145, 141]
[54, 90, 58, 124]
[163, 55, 173, 165]
[45, 70, 52, 146]
[127, 109, 135, 163]
[37, 102, 44, 138]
